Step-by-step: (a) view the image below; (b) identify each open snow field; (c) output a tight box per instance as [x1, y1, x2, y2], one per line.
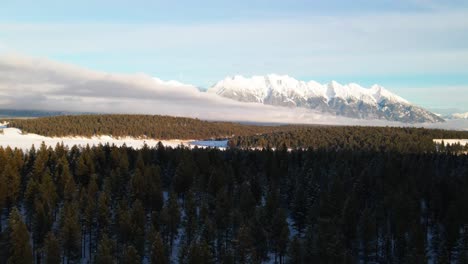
[0, 124, 228, 150]
[434, 139, 468, 146]
[433, 139, 468, 145]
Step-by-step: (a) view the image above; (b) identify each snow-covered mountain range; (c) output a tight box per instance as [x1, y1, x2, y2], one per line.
[207, 74, 444, 123]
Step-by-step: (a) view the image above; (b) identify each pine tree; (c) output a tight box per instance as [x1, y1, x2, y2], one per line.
[75, 150, 95, 185]
[122, 245, 140, 264]
[360, 207, 377, 263]
[459, 250, 468, 264]
[239, 182, 256, 220]
[407, 223, 428, 264]
[60, 202, 81, 263]
[146, 165, 164, 212]
[55, 156, 71, 200]
[173, 157, 195, 196]
[131, 168, 145, 202]
[271, 208, 290, 264]
[236, 224, 253, 263]
[63, 168, 77, 202]
[287, 236, 304, 264]
[32, 200, 52, 259]
[95, 234, 113, 264]
[249, 208, 269, 263]
[188, 240, 213, 264]
[3, 163, 21, 208]
[151, 232, 168, 264]
[32, 142, 49, 180]
[97, 191, 111, 235]
[291, 183, 307, 234]
[24, 177, 39, 227]
[164, 191, 180, 254]
[44, 232, 60, 264]
[215, 187, 231, 252]
[7, 208, 33, 264]
[131, 199, 146, 255]
[39, 170, 58, 215]
[82, 186, 97, 259]
[117, 203, 132, 246]
[0, 173, 5, 232]
[184, 191, 198, 244]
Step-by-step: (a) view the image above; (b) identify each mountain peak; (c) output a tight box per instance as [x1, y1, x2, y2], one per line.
[208, 74, 443, 123]
[329, 80, 342, 87]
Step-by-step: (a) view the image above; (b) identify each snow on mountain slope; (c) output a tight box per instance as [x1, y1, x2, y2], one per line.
[208, 74, 443, 123]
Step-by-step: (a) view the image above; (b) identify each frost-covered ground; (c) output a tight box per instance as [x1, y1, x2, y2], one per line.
[0, 124, 227, 150]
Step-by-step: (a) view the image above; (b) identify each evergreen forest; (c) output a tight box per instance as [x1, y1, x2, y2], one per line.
[0, 115, 468, 263]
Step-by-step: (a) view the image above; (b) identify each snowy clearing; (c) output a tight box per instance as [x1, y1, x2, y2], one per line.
[0, 125, 227, 150]
[433, 139, 468, 145]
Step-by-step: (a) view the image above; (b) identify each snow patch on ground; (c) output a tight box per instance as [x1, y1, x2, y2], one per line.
[433, 139, 468, 145]
[0, 124, 228, 150]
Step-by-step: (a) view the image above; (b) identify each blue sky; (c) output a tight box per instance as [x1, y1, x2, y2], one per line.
[1, 0, 467, 112]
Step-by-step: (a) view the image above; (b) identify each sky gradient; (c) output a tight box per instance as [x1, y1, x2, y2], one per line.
[0, 0, 467, 113]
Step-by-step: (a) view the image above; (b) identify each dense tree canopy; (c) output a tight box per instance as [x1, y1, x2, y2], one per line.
[0, 115, 468, 263]
[229, 126, 468, 152]
[0, 141, 465, 263]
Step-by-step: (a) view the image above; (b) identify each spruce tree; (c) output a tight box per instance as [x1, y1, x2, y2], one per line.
[60, 202, 81, 263]
[146, 165, 164, 212]
[165, 191, 180, 254]
[97, 191, 111, 236]
[236, 224, 253, 263]
[184, 191, 197, 244]
[117, 202, 132, 246]
[188, 240, 213, 264]
[44, 232, 60, 264]
[0, 173, 5, 232]
[131, 168, 145, 202]
[131, 199, 146, 256]
[287, 237, 304, 264]
[7, 208, 33, 264]
[24, 178, 39, 227]
[271, 208, 290, 264]
[95, 234, 113, 264]
[32, 200, 51, 258]
[3, 163, 21, 209]
[39, 170, 58, 215]
[151, 232, 168, 264]
[122, 245, 140, 264]
[173, 157, 195, 196]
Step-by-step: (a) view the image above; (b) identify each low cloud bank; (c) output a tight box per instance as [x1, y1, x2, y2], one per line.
[0, 54, 466, 130]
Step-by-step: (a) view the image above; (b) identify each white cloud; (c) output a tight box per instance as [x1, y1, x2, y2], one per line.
[0, 53, 467, 131]
[0, 53, 345, 123]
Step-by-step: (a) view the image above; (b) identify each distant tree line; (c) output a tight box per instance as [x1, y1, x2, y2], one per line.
[0, 142, 467, 263]
[229, 126, 468, 153]
[6, 115, 291, 140]
[6, 115, 468, 153]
